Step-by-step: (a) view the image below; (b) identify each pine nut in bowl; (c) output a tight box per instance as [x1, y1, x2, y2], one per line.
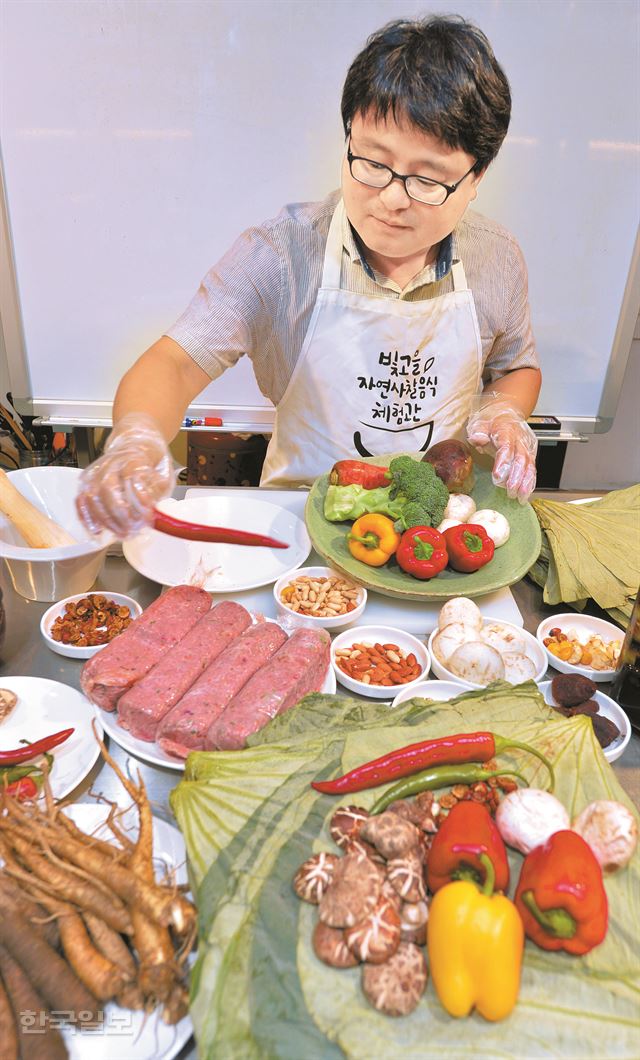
[40, 591, 143, 659]
[273, 566, 367, 631]
[331, 625, 430, 699]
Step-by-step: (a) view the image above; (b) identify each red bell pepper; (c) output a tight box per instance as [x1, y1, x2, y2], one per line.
[426, 800, 510, 895]
[443, 523, 495, 573]
[4, 776, 39, 800]
[329, 460, 389, 489]
[514, 830, 608, 955]
[396, 526, 448, 580]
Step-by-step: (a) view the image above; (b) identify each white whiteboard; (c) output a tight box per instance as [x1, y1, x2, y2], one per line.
[1, 0, 639, 429]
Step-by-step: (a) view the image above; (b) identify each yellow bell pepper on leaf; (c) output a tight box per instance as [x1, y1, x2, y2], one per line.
[347, 514, 400, 567]
[427, 850, 524, 1022]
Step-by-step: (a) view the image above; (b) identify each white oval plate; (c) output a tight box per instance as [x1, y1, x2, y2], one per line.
[428, 618, 547, 689]
[536, 612, 623, 682]
[123, 495, 311, 592]
[538, 679, 631, 763]
[60, 803, 192, 1060]
[0, 676, 101, 798]
[97, 664, 336, 770]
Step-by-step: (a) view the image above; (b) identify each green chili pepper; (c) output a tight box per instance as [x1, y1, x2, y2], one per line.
[369, 763, 527, 815]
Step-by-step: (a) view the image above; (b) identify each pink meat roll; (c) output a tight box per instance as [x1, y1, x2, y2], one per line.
[116, 600, 252, 740]
[80, 585, 211, 711]
[156, 620, 288, 759]
[206, 627, 330, 751]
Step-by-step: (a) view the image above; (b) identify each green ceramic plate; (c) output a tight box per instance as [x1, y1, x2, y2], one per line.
[304, 456, 541, 602]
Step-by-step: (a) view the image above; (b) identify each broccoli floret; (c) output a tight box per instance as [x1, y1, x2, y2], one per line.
[388, 456, 449, 531]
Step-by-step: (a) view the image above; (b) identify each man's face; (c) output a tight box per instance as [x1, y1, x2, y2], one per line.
[342, 110, 483, 264]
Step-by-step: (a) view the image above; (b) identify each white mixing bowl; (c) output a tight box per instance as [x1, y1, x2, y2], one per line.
[0, 467, 113, 601]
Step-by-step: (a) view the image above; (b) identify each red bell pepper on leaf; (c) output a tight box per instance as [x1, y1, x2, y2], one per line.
[4, 775, 39, 800]
[514, 830, 608, 955]
[444, 523, 495, 573]
[396, 526, 448, 580]
[426, 800, 510, 894]
[329, 460, 389, 489]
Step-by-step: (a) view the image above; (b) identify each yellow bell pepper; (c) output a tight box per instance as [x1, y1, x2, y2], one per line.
[347, 514, 400, 567]
[427, 851, 524, 1022]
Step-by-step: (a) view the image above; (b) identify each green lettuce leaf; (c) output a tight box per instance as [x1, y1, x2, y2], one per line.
[171, 684, 640, 1059]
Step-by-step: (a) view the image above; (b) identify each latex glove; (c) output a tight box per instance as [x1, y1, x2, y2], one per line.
[466, 394, 538, 504]
[76, 413, 174, 536]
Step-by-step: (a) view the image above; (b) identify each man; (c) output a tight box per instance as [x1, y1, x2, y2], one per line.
[77, 15, 541, 536]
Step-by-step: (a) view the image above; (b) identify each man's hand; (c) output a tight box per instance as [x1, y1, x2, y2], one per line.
[466, 394, 538, 504]
[76, 413, 174, 536]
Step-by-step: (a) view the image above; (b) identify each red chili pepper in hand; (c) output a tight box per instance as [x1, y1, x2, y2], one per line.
[396, 526, 448, 580]
[443, 523, 495, 572]
[426, 801, 510, 894]
[329, 460, 389, 489]
[152, 510, 288, 548]
[3, 776, 39, 800]
[0, 728, 74, 766]
[311, 731, 554, 795]
[515, 830, 608, 955]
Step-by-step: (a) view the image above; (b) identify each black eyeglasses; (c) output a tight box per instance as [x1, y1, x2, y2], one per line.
[347, 140, 477, 207]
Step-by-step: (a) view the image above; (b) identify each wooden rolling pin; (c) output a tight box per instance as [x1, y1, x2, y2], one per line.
[0, 469, 77, 548]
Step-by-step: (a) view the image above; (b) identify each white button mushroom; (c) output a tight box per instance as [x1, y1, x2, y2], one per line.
[495, 788, 570, 854]
[437, 597, 483, 631]
[431, 621, 479, 667]
[572, 800, 638, 874]
[501, 651, 538, 683]
[442, 494, 477, 522]
[447, 641, 505, 684]
[481, 622, 527, 656]
[436, 517, 463, 534]
[469, 509, 511, 547]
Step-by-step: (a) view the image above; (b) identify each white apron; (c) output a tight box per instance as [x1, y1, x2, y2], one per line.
[260, 200, 483, 487]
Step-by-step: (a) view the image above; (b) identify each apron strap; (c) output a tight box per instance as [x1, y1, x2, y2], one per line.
[321, 202, 345, 290]
[451, 259, 469, 292]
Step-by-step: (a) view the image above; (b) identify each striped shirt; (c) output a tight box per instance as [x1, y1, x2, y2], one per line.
[167, 190, 538, 405]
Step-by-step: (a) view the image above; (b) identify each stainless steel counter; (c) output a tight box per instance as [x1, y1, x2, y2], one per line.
[0, 487, 637, 1060]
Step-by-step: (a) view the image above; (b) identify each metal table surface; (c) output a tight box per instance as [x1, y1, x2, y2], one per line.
[0, 487, 638, 1059]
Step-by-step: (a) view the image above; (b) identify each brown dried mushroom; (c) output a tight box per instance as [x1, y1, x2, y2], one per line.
[362, 942, 428, 1017]
[329, 805, 370, 848]
[399, 899, 429, 946]
[343, 835, 386, 866]
[360, 812, 420, 859]
[344, 897, 401, 964]
[387, 851, 427, 903]
[293, 851, 340, 904]
[312, 920, 359, 968]
[318, 852, 382, 928]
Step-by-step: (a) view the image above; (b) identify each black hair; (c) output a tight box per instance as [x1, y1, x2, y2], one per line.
[341, 15, 511, 170]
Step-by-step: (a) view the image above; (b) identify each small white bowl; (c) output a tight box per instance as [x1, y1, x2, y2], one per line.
[41, 591, 143, 659]
[391, 679, 471, 710]
[538, 680, 631, 763]
[536, 613, 623, 682]
[428, 618, 547, 689]
[331, 625, 430, 699]
[273, 565, 367, 632]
